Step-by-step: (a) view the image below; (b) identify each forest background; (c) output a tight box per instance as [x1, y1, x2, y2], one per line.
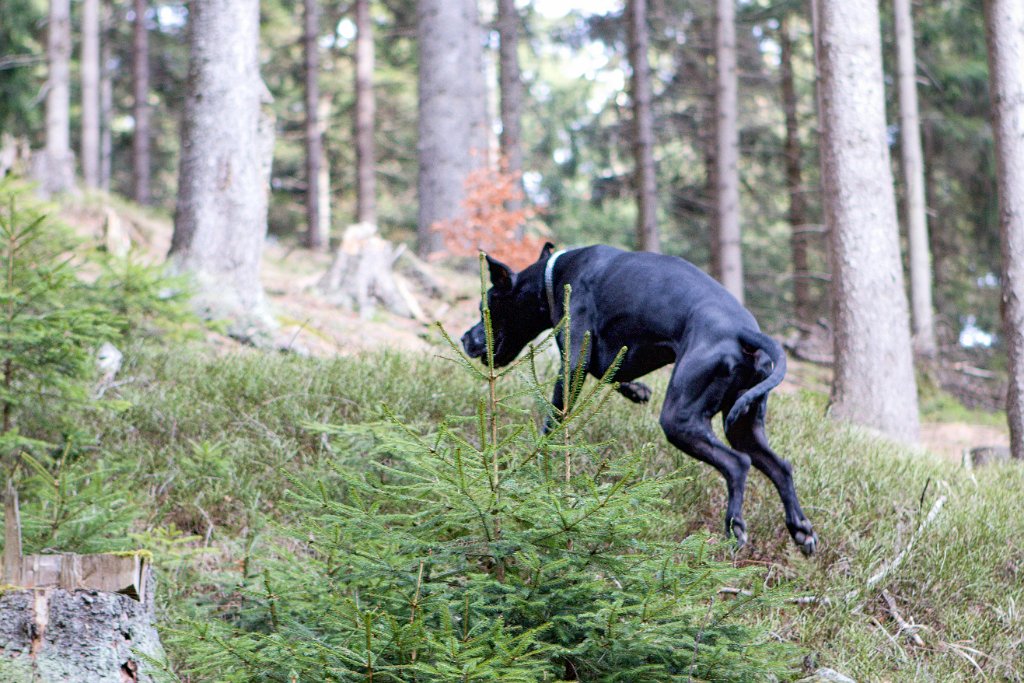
[2, 0, 1024, 680]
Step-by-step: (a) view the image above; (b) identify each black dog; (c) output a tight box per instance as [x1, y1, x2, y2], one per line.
[461, 243, 818, 555]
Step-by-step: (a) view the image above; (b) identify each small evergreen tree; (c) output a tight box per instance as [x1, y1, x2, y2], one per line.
[172, 259, 799, 681]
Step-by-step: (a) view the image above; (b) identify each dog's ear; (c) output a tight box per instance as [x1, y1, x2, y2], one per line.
[539, 242, 555, 260]
[486, 254, 515, 291]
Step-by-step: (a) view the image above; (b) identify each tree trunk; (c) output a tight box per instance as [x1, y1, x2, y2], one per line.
[100, 21, 113, 192]
[170, 0, 275, 338]
[80, 0, 100, 189]
[132, 0, 151, 205]
[463, 0, 490, 167]
[497, 0, 524, 218]
[33, 0, 75, 195]
[628, 0, 660, 253]
[983, 0, 1024, 459]
[303, 0, 325, 250]
[780, 15, 813, 332]
[417, 0, 480, 257]
[815, 0, 920, 443]
[894, 0, 937, 357]
[354, 0, 376, 225]
[713, 0, 743, 303]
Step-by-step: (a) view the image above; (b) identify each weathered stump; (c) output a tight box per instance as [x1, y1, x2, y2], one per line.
[1, 486, 164, 682]
[0, 572, 164, 683]
[319, 222, 428, 321]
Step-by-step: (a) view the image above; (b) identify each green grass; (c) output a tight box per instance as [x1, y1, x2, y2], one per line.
[12, 342, 1024, 681]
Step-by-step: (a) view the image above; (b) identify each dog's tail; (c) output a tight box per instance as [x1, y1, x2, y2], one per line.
[724, 329, 787, 434]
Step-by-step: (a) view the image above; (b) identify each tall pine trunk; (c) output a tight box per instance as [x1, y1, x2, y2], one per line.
[354, 0, 376, 225]
[815, 0, 919, 443]
[713, 0, 742, 302]
[497, 0, 523, 216]
[416, 0, 482, 257]
[80, 0, 100, 188]
[303, 0, 326, 250]
[628, 0, 660, 253]
[780, 15, 812, 331]
[132, 0, 151, 205]
[894, 0, 937, 357]
[983, 0, 1024, 459]
[463, 0, 490, 165]
[170, 0, 274, 335]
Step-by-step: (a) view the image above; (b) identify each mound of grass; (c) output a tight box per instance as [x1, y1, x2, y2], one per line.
[10, 342, 1021, 681]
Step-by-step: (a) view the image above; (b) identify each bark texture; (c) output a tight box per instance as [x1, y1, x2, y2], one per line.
[894, 0, 937, 357]
[628, 0, 660, 253]
[303, 0, 325, 250]
[983, 0, 1024, 459]
[713, 0, 743, 302]
[170, 0, 275, 337]
[33, 0, 75, 195]
[416, 0, 485, 257]
[815, 0, 919, 443]
[497, 0, 523, 216]
[80, 0, 101, 188]
[132, 0, 151, 204]
[354, 0, 376, 225]
[0, 575, 163, 682]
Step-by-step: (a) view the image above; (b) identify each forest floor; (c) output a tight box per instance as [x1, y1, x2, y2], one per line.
[67, 194, 1010, 464]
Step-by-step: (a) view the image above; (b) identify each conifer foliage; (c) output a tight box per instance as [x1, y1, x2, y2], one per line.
[172, 260, 798, 681]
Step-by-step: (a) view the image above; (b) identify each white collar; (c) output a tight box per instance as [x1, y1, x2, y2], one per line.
[544, 249, 566, 325]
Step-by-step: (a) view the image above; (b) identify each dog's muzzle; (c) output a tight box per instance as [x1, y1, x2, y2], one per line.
[461, 325, 486, 359]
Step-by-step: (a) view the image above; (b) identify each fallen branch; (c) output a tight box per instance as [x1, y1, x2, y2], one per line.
[866, 492, 947, 590]
[718, 586, 831, 605]
[881, 590, 925, 647]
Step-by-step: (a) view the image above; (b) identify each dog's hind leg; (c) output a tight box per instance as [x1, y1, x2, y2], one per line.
[659, 358, 752, 546]
[725, 397, 818, 555]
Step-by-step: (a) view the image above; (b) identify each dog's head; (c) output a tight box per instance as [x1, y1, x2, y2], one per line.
[461, 243, 555, 367]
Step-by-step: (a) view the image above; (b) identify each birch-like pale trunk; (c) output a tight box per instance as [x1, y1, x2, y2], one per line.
[983, 0, 1024, 458]
[713, 0, 743, 303]
[34, 0, 75, 194]
[170, 0, 274, 335]
[628, 0, 660, 253]
[354, 0, 376, 225]
[894, 0, 937, 357]
[80, 0, 100, 188]
[815, 0, 919, 443]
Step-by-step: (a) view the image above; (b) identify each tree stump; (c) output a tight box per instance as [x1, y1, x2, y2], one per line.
[1, 486, 165, 682]
[319, 223, 428, 321]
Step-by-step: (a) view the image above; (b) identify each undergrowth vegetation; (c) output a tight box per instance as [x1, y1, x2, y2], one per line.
[10, 340, 1015, 681]
[2, 184, 1022, 680]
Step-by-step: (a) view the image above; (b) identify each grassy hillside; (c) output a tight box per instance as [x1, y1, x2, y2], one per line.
[12, 338, 1020, 681]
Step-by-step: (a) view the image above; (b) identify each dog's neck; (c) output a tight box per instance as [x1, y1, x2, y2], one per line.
[544, 250, 566, 326]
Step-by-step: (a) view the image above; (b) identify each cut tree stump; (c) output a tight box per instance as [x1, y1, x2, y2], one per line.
[319, 223, 429, 321]
[1, 484, 165, 682]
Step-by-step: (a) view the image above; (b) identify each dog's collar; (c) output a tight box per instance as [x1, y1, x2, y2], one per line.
[544, 249, 566, 325]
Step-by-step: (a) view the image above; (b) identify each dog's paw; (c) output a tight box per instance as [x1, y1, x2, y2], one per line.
[727, 517, 748, 548]
[789, 519, 818, 556]
[618, 381, 652, 404]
